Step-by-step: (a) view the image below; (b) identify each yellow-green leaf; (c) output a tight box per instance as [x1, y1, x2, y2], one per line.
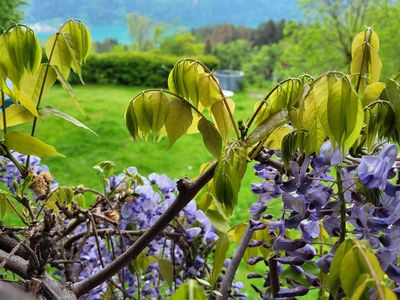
[5, 131, 64, 157]
[165, 99, 193, 147]
[168, 60, 206, 108]
[247, 109, 288, 146]
[46, 187, 73, 215]
[125, 99, 139, 140]
[158, 258, 174, 287]
[211, 100, 232, 141]
[301, 91, 327, 154]
[363, 82, 385, 107]
[0, 26, 42, 87]
[198, 117, 222, 158]
[210, 232, 230, 285]
[46, 33, 72, 79]
[40, 106, 97, 135]
[169, 279, 207, 300]
[263, 126, 292, 150]
[349, 274, 369, 300]
[11, 64, 57, 116]
[199, 73, 221, 107]
[148, 91, 170, 140]
[0, 104, 34, 130]
[329, 239, 354, 298]
[213, 142, 247, 215]
[52, 65, 82, 110]
[60, 20, 91, 63]
[319, 78, 363, 153]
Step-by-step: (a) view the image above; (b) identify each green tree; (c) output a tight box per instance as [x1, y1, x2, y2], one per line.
[274, 0, 400, 78]
[127, 12, 168, 51]
[213, 39, 252, 69]
[0, 0, 25, 29]
[160, 33, 204, 56]
[242, 43, 283, 86]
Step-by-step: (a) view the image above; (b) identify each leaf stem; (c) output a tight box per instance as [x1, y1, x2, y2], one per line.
[0, 143, 26, 176]
[26, 32, 59, 169]
[1, 90, 6, 135]
[5, 197, 28, 225]
[335, 166, 347, 244]
[355, 28, 371, 93]
[245, 78, 294, 135]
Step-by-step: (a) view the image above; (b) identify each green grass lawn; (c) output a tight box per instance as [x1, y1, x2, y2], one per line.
[32, 84, 266, 224]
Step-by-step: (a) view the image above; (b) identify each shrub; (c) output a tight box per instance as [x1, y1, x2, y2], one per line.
[70, 52, 219, 87]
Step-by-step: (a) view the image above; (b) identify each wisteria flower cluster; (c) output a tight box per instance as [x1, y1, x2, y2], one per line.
[245, 142, 400, 298]
[70, 167, 245, 299]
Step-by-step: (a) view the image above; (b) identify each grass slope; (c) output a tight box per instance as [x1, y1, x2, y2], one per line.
[35, 85, 263, 222]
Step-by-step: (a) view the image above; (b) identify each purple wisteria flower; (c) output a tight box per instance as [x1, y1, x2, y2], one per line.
[357, 144, 397, 190]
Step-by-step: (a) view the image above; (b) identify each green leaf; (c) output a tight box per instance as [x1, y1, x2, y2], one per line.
[0, 26, 42, 87]
[301, 90, 327, 154]
[206, 208, 230, 232]
[158, 258, 174, 287]
[11, 64, 58, 116]
[0, 104, 34, 130]
[340, 248, 365, 297]
[132, 93, 151, 137]
[40, 106, 97, 135]
[148, 91, 170, 141]
[5, 131, 64, 157]
[281, 130, 298, 168]
[350, 28, 381, 90]
[46, 187, 74, 215]
[328, 239, 354, 298]
[125, 99, 139, 140]
[349, 274, 369, 300]
[165, 99, 193, 147]
[169, 279, 207, 300]
[195, 277, 211, 287]
[0, 193, 10, 219]
[246, 109, 288, 146]
[210, 232, 230, 286]
[270, 79, 303, 113]
[198, 117, 222, 158]
[213, 142, 247, 215]
[211, 99, 233, 141]
[168, 60, 207, 108]
[59, 20, 91, 82]
[318, 78, 364, 153]
[52, 65, 82, 111]
[46, 33, 72, 79]
[198, 73, 221, 107]
[339, 242, 386, 300]
[93, 161, 116, 178]
[362, 82, 385, 107]
[131, 253, 157, 275]
[127, 91, 170, 141]
[381, 79, 400, 139]
[383, 286, 397, 300]
[263, 126, 292, 150]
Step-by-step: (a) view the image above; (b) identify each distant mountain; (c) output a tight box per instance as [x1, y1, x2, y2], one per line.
[24, 0, 301, 28]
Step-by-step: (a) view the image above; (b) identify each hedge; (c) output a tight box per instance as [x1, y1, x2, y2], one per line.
[70, 52, 220, 88]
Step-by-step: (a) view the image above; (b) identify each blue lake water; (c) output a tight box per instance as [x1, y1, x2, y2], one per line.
[37, 24, 132, 44]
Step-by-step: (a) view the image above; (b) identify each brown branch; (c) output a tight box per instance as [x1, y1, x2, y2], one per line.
[70, 163, 217, 297]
